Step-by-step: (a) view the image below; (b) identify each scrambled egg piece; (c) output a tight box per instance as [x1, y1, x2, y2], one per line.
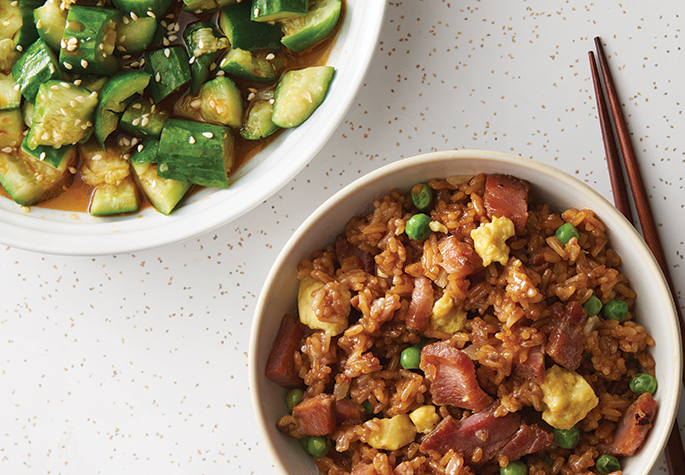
[366, 414, 417, 450]
[297, 276, 350, 336]
[429, 289, 467, 333]
[540, 365, 599, 430]
[409, 406, 440, 434]
[470, 216, 515, 267]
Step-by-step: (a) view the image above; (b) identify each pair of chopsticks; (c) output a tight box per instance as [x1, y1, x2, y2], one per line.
[589, 37, 685, 474]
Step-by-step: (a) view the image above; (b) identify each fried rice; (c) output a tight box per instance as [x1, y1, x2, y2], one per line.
[265, 172, 656, 475]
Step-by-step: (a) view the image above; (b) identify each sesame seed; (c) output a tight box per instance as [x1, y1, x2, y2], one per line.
[150, 180, 156, 188]
[119, 35, 127, 43]
[147, 10, 155, 18]
[61, 39, 67, 49]
[216, 70, 225, 76]
[86, 120, 92, 126]
[166, 22, 175, 31]
[16, 45, 22, 52]
[141, 117, 149, 126]
[168, 35, 177, 41]
[269, 98, 274, 104]
[3, 21, 10, 27]
[51, 85, 59, 91]
[36, 19, 43, 28]
[60, 108, 68, 116]
[188, 56, 196, 64]
[73, 79, 82, 86]
[75, 95, 85, 103]
[92, 154, 102, 160]
[132, 103, 142, 109]
[161, 20, 167, 27]
[117, 45, 126, 52]
[155, 72, 161, 82]
[150, 104, 156, 113]
[67, 37, 78, 45]
[164, 48, 170, 58]
[122, 16, 129, 24]
[137, 144, 144, 152]
[69, 100, 77, 107]
[39, 152, 46, 160]
[248, 87, 258, 93]
[122, 54, 131, 59]
[247, 92, 255, 101]
[132, 117, 141, 126]
[130, 61, 140, 68]
[41, 133, 49, 140]
[61, 82, 70, 88]
[1, 147, 11, 153]
[69, 166, 77, 174]
[10, 0, 17, 5]
[36, 174, 44, 182]
[53, 133, 63, 140]
[74, 119, 81, 126]
[163, 37, 170, 46]
[13, 84, 20, 91]
[63, 61, 73, 70]
[198, 40, 204, 50]
[130, 12, 138, 20]
[48, 64, 55, 74]
[254, 7, 259, 16]
[190, 99, 201, 109]
[265, 53, 275, 60]
[202, 132, 213, 139]
[123, 153, 130, 160]
[139, 58, 145, 67]
[122, 137, 131, 146]
[209, 100, 216, 108]
[81, 124, 88, 130]
[189, 136, 195, 144]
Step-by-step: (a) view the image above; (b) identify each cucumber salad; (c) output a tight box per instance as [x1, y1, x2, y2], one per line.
[0, 0, 341, 215]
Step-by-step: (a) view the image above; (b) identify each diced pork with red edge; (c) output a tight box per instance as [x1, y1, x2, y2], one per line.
[292, 393, 337, 436]
[420, 341, 494, 412]
[419, 404, 521, 461]
[483, 174, 530, 233]
[265, 314, 305, 389]
[500, 424, 553, 460]
[406, 276, 433, 333]
[514, 345, 545, 384]
[438, 236, 482, 278]
[605, 393, 657, 456]
[335, 398, 365, 425]
[335, 235, 375, 274]
[546, 302, 588, 371]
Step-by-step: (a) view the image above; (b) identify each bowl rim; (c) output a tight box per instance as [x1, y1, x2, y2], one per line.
[0, 0, 388, 256]
[249, 149, 682, 475]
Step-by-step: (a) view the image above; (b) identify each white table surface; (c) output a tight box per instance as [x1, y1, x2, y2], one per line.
[2, 1, 685, 474]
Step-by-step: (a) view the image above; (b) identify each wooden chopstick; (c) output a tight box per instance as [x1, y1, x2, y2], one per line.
[590, 36, 685, 475]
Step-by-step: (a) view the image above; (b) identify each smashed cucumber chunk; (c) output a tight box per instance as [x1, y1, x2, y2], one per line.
[59, 5, 119, 75]
[219, 2, 282, 52]
[0, 144, 77, 206]
[90, 176, 141, 216]
[281, 0, 341, 53]
[25, 80, 98, 150]
[131, 160, 192, 215]
[21, 133, 76, 169]
[145, 46, 191, 103]
[0, 108, 26, 149]
[272, 65, 334, 128]
[183, 21, 228, 95]
[33, 0, 67, 52]
[200, 76, 243, 128]
[114, 12, 157, 56]
[250, 0, 308, 22]
[11, 37, 61, 103]
[157, 118, 233, 189]
[119, 96, 168, 139]
[94, 70, 152, 147]
[0, 0, 23, 45]
[240, 99, 279, 140]
[219, 48, 277, 83]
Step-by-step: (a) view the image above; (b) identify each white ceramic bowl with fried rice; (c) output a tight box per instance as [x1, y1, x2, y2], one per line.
[249, 149, 681, 475]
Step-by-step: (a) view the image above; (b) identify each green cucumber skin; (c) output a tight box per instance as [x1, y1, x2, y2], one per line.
[250, 0, 308, 22]
[89, 176, 142, 216]
[219, 48, 276, 83]
[157, 118, 233, 189]
[272, 65, 334, 128]
[281, 0, 341, 53]
[14, 0, 44, 51]
[219, 2, 282, 52]
[131, 160, 192, 215]
[240, 99, 279, 140]
[20, 133, 76, 169]
[94, 70, 152, 147]
[0, 146, 76, 206]
[130, 138, 159, 164]
[119, 97, 169, 139]
[115, 13, 157, 55]
[33, 0, 67, 53]
[59, 5, 119, 76]
[11, 37, 61, 103]
[111, 0, 174, 19]
[145, 46, 192, 104]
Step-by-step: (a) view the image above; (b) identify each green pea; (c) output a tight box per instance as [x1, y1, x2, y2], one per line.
[602, 298, 629, 322]
[362, 400, 374, 415]
[307, 436, 330, 458]
[285, 388, 304, 413]
[583, 295, 603, 317]
[555, 222, 580, 245]
[500, 460, 528, 475]
[406, 213, 432, 241]
[595, 454, 621, 475]
[630, 373, 658, 395]
[400, 345, 422, 370]
[411, 183, 433, 211]
[299, 436, 310, 452]
[553, 426, 580, 449]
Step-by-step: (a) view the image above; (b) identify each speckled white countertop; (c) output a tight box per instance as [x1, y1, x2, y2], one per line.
[2, 1, 684, 474]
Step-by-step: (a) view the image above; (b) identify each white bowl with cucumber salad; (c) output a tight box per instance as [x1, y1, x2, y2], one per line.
[0, 0, 386, 255]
